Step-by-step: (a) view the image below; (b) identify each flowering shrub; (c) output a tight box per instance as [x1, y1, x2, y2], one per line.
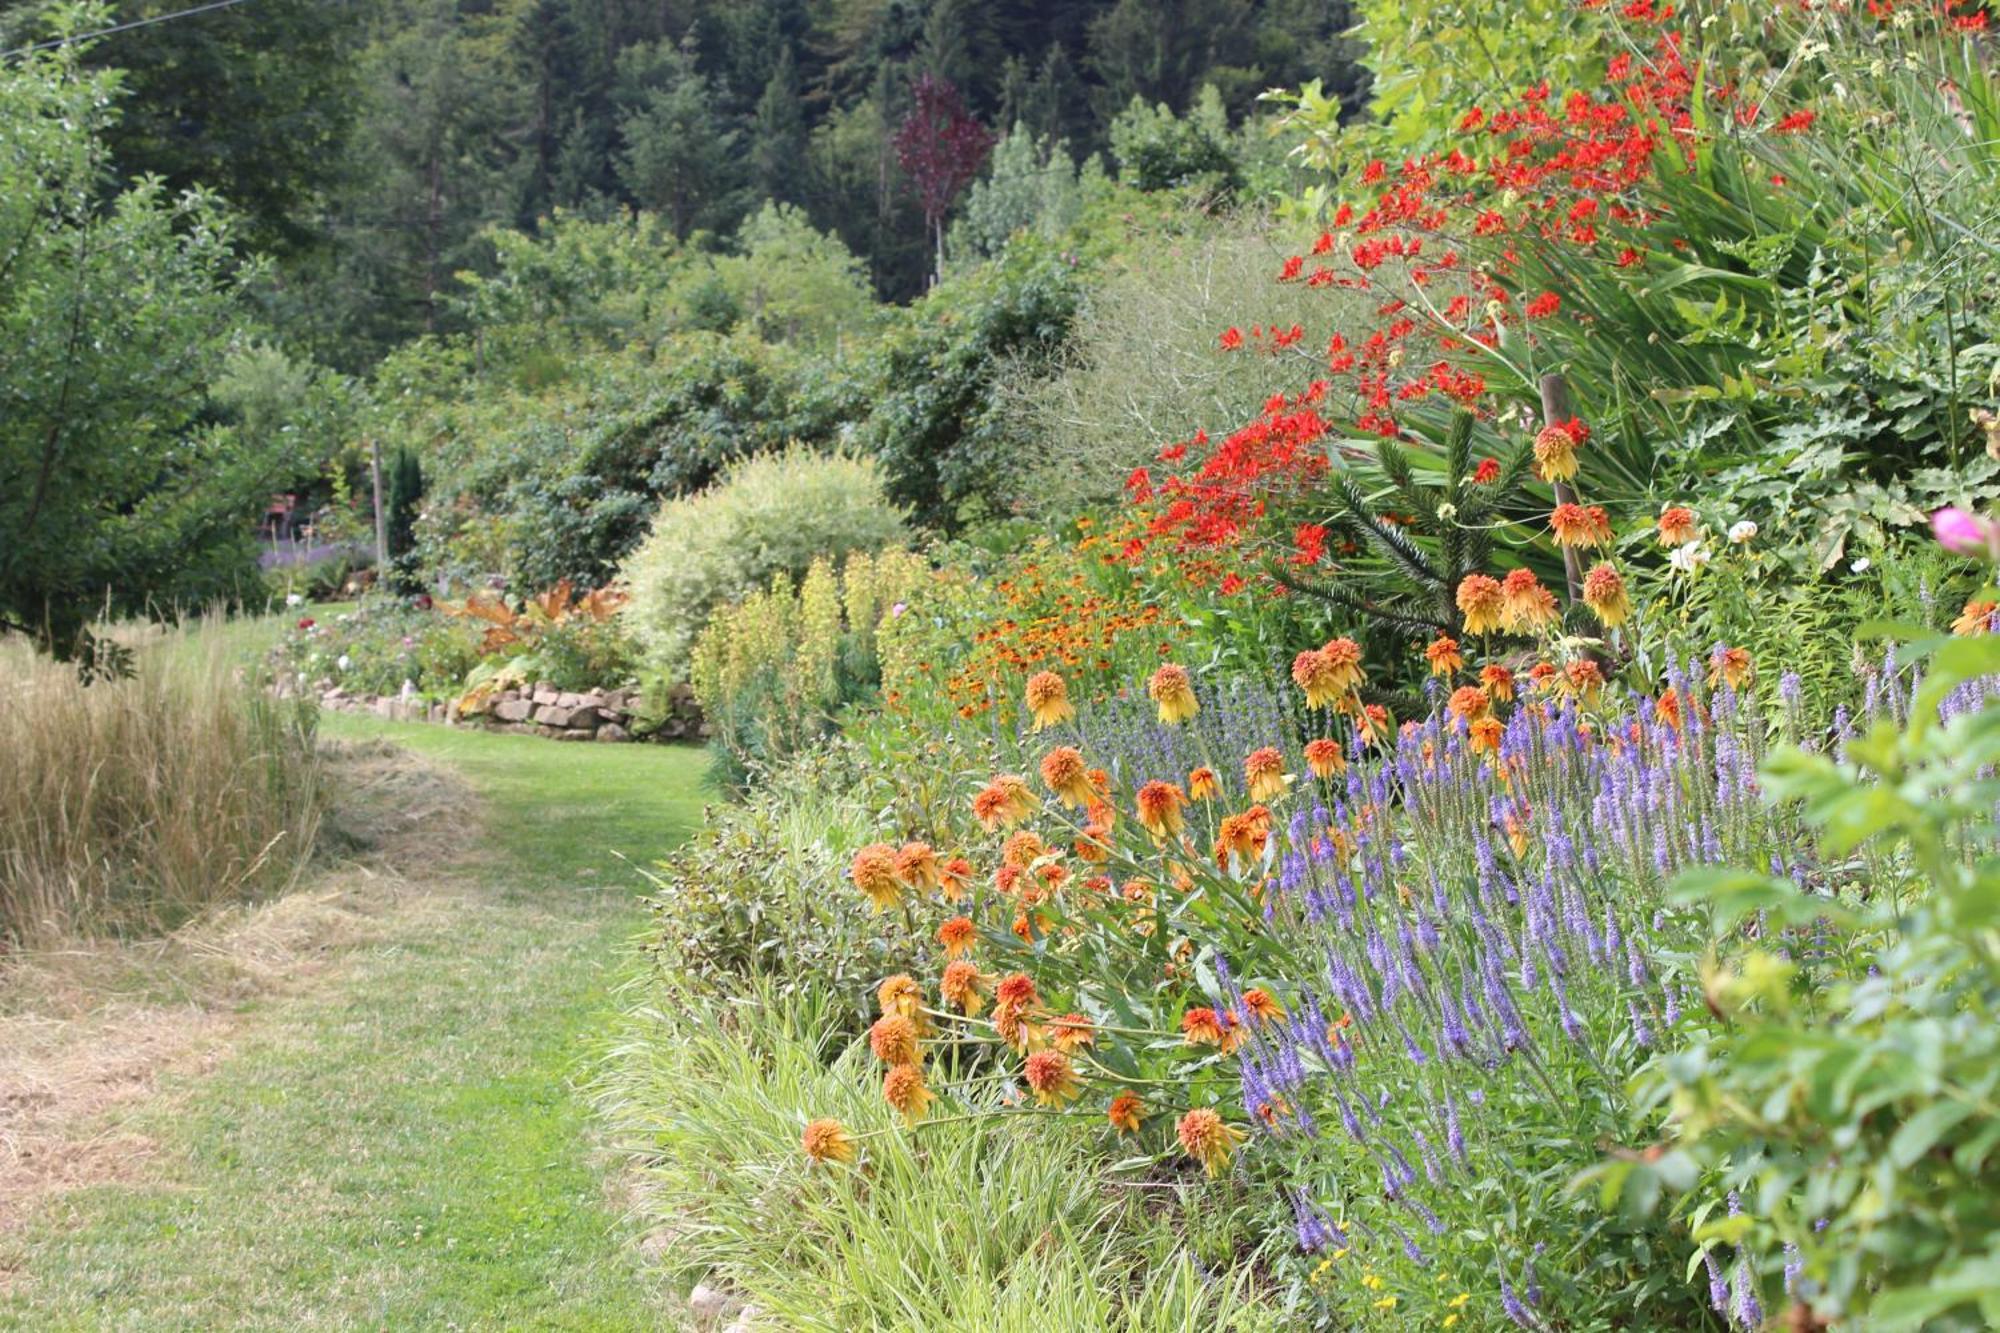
[691, 548, 930, 783]
[272, 597, 482, 700]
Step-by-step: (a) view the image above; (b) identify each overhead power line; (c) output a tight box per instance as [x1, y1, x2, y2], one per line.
[2, 0, 263, 61]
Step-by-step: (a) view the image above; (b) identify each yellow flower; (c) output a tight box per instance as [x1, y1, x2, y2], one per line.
[1023, 670, 1075, 731]
[937, 915, 976, 959]
[877, 973, 925, 1025]
[1304, 737, 1346, 779]
[1187, 766, 1220, 801]
[1372, 1295, 1397, 1311]
[1148, 663, 1200, 725]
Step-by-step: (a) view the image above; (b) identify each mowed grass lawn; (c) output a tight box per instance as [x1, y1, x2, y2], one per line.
[0, 716, 709, 1331]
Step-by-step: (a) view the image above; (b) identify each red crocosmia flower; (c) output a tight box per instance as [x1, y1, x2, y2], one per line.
[1279, 255, 1304, 281]
[1472, 458, 1501, 484]
[1311, 231, 1334, 255]
[1775, 109, 1815, 134]
[1293, 523, 1329, 565]
[1524, 291, 1561, 319]
[1361, 159, 1386, 183]
[1220, 327, 1244, 351]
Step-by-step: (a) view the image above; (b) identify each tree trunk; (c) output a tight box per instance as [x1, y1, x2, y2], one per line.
[370, 439, 388, 574]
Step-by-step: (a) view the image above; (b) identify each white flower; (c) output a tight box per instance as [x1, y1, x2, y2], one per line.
[1668, 543, 1712, 575]
[1850, 557, 1872, 574]
[286, 592, 303, 607]
[1728, 520, 1758, 545]
[336, 654, 352, 672]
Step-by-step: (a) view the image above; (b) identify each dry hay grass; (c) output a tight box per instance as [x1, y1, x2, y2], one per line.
[0, 736, 479, 1237]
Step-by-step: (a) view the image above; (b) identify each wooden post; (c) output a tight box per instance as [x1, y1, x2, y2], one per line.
[1538, 372, 1586, 606]
[369, 439, 388, 574]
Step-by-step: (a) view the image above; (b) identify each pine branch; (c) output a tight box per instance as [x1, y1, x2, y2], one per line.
[1336, 473, 1441, 590]
[1265, 559, 1449, 634]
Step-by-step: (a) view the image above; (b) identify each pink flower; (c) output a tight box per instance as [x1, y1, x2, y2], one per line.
[1932, 507, 1995, 559]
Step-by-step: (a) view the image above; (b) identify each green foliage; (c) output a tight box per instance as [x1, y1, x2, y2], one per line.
[622, 446, 909, 679]
[599, 976, 1280, 1330]
[1623, 633, 2000, 1330]
[856, 239, 1087, 527]
[0, 32, 279, 657]
[708, 202, 878, 348]
[613, 39, 750, 240]
[948, 124, 1105, 262]
[1109, 86, 1244, 198]
[385, 447, 424, 586]
[272, 599, 483, 701]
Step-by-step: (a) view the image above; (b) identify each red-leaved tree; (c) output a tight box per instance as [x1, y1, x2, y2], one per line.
[893, 73, 995, 286]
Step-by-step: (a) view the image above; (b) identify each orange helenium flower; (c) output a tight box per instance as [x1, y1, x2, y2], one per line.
[1292, 647, 1346, 709]
[1040, 745, 1096, 809]
[1023, 670, 1075, 731]
[877, 973, 925, 1025]
[1107, 1090, 1145, 1133]
[1182, 1007, 1226, 1047]
[1001, 830, 1047, 870]
[1582, 563, 1632, 628]
[1187, 766, 1220, 801]
[1953, 598, 1997, 636]
[802, 1117, 856, 1165]
[1177, 1107, 1247, 1176]
[895, 841, 941, 891]
[1533, 422, 1581, 482]
[1241, 989, 1284, 1025]
[939, 856, 972, 902]
[1304, 737, 1346, 779]
[1023, 1049, 1083, 1106]
[973, 774, 1038, 830]
[1502, 568, 1560, 632]
[1425, 636, 1464, 677]
[851, 842, 904, 912]
[1550, 502, 1607, 549]
[1468, 715, 1505, 756]
[1480, 663, 1516, 702]
[1708, 645, 1753, 690]
[1563, 658, 1606, 701]
[1655, 686, 1684, 731]
[1456, 574, 1506, 635]
[1243, 747, 1288, 801]
[869, 1013, 920, 1066]
[1447, 684, 1491, 722]
[937, 915, 976, 959]
[882, 1064, 935, 1125]
[1214, 805, 1272, 868]
[1320, 637, 1365, 693]
[1358, 703, 1391, 747]
[1657, 506, 1698, 547]
[940, 959, 987, 1015]
[1135, 780, 1186, 842]
[1049, 1013, 1096, 1053]
[1148, 664, 1200, 725]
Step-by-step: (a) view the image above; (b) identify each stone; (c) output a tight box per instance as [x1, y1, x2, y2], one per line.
[556, 691, 585, 709]
[565, 706, 601, 728]
[372, 696, 396, 718]
[493, 699, 533, 723]
[532, 704, 572, 727]
[686, 1284, 736, 1323]
[557, 727, 596, 742]
[532, 688, 559, 706]
[595, 723, 631, 743]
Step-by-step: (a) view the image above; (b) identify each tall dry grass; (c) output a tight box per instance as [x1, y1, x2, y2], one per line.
[0, 617, 322, 946]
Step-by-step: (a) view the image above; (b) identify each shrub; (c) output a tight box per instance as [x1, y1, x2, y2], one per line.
[272, 598, 482, 701]
[1002, 214, 1345, 515]
[621, 446, 908, 679]
[691, 549, 930, 785]
[1615, 633, 2000, 1331]
[0, 619, 322, 945]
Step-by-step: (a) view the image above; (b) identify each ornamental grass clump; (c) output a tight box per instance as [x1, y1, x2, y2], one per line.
[0, 619, 321, 945]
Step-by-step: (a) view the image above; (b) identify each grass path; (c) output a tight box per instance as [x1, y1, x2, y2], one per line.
[0, 717, 709, 1330]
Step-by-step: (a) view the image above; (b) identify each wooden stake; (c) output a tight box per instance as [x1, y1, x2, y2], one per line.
[369, 439, 388, 574]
